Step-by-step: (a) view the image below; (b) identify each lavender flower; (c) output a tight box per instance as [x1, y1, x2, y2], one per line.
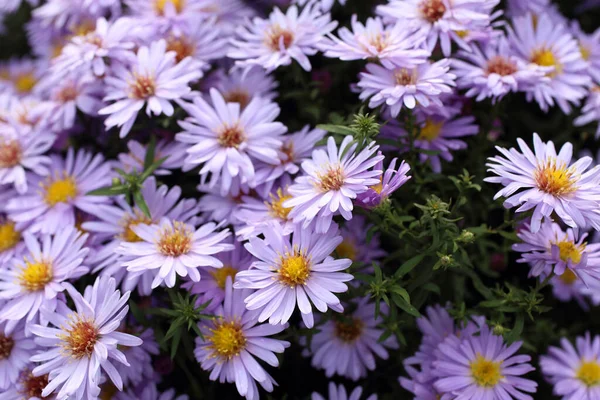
[311, 382, 377, 400]
[235, 223, 353, 328]
[204, 67, 278, 110]
[574, 87, 600, 138]
[0, 322, 37, 390]
[335, 216, 386, 264]
[118, 139, 186, 176]
[355, 154, 411, 209]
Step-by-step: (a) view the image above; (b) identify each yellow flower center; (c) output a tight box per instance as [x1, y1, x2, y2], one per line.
[580, 43, 591, 61]
[394, 68, 417, 85]
[0, 221, 20, 253]
[14, 73, 37, 93]
[210, 266, 238, 290]
[278, 250, 310, 287]
[531, 48, 562, 77]
[155, 0, 185, 14]
[119, 212, 152, 242]
[218, 124, 246, 148]
[470, 355, 503, 387]
[60, 317, 99, 359]
[19, 260, 53, 291]
[17, 369, 49, 399]
[157, 222, 192, 257]
[43, 175, 78, 206]
[578, 361, 600, 386]
[267, 188, 293, 220]
[318, 165, 345, 192]
[534, 160, 576, 196]
[208, 320, 246, 359]
[334, 318, 364, 342]
[559, 268, 578, 285]
[556, 240, 584, 264]
[0, 334, 14, 359]
[418, 119, 444, 141]
[336, 239, 357, 260]
[70, 20, 96, 37]
[0, 139, 22, 168]
[455, 30, 468, 38]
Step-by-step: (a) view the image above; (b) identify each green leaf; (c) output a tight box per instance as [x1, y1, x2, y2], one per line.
[133, 190, 151, 219]
[164, 317, 186, 341]
[480, 299, 507, 308]
[390, 286, 410, 304]
[140, 156, 169, 181]
[394, 253, 425, 278]
[144, 136, 157, 170]
[86, 185, 129, 196]
[391, 294, 420, 317]
[505, 314, 525, 344]
[316, 124, 357, 136]
[170, 328, 182, 359]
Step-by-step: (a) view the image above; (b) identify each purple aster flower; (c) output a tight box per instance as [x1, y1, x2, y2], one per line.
[485, 133, 600, 232]
[506, 0, 550, 17]
[376, 0, 499, 56]
[452, 36, 549, 103]
[432, 323, 537, 399]
[311, 382, 377, 400]
[0, 123, 54, 193]
[355, 154, 411, 209]
[99, 39, 202, 138]
[304, 297, 397, 380]
[114, 326, 158, 387]
[228, 2, 337, 72]
[358, 60, 456, 117]
[236, 186, 295, 240]
[571, 22, 600, 84]
[204, 67, 278, 110]
[322, 15, 429, 69]
[549, 269, 591, 308]
[509, 13, 591, 113]
[381, 109, 478, 173]
[0, 214, 25, 264]
[0, 322, 37, 390]
[295, 0, 347, 12]
[115, 383, 188, 400]
[0, 227, 89, 332]
[117, 218, 234, 289]
[514, 221, 600, 285]
[118, 139, 186, 176]
[6, 148, 112, 234]
[176, 88, 286, 194]
[2, 363, 54, 400]
[194, 279, 290, 400]
[575, 87, 600, 138]
[0, 58, 45, 97]
[540, 333, 600, 399]
[234, 223, 353, 328]
[335, 216, 386, 264]
[283, 136, 383, 233]
[196, 181, 249, 226]
[30, 276, 143, 400]
[183, 239, 253, 311]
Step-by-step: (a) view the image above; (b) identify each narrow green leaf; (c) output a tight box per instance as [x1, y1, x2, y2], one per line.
[140, 156, 169, 181]
[394, 253, 425, 278]
[144, 136, 157, 170]
[133, 190, 151, 219]
[480, 299, 507, 308]
[86, 185, 129, 196]
[316, 124, 357, 136]
[390, 286, 410, 304]
[391, 294, 420, 317]
[505, 314, 525, 344]
[170, 329, 182, 359]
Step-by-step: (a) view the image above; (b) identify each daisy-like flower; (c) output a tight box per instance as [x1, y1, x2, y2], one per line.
[196, 181, 249, 226]
[540, 333, 600, 399]
[0, 123, 54, 193]
[358, 60, 456, 117]
[235, 223, 353, 328]
[176, 88, 286, 194]
[125, 0, 208, 32]
[115, 383, 187, 400]
[236, 186, 296, 240]
[311, 382, 377, 400]
[376, 0, 499, 56]
[99, 39, 203, 138]
[355, 154, 411, 209]
[183, 240, 253, 311]
[114, 326, 159, 387]
[0, 58, 45, 97]
[432, 323, 537, 399]
[305, 297, 397, 380]
[574, 87, 600, 138]
[0, 227, 89, 330]
[6, 148, 112, 234]
[335, 216, 386, 264]
[509, 13, 591, 113]
[514, 221, 600, 285]
[571, 22, 600, 84]
[0, 322, 37, 390]
[118, 218, 234, 289]
[0, 214, 25, 264]
[204, 67, 278, 110]
[485, 133, 600, 233]
[549, 269, 591, 308]
[322, 15, 429, 69]
[2, 363, 54, 400]
[506, 0, 550, 17]
[228, 2, 337, 72]
[195, 279, 290, 400]
[381, 110, 478, 173]
[452, 36, 549, 103]
[30, 276, 143, 400]
[284, 136, 383, 233]
[118, 139, 186, 176]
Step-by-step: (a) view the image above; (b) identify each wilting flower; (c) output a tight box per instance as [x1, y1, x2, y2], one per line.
[304, 297, 397, 380]
[485, 133, 600, 233]
[322, 15, 428, 69]
[0, 227, 89, 331]
[540, 333, 600, 399]
[284, 136, 383, 233]
[228, 2, 337, 72]
[30, 276, 143, 399]
[509, 13, 591, 113]
[0, 322, 37, 390]
[0, 123, 54, 193]
[99, 39, 202, 138]
[432, 323, 537, 399]
[195, 279, 290, 400]
[311, 382, 377, 400]
[355, 154, 411, 209]
[118, 218, 233, 289]
[358, 60, 456, 117]
[235, 223, 353, 328]
[6, 148, 112, 234]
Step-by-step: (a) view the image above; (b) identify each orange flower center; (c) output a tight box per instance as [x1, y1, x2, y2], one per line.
[534, 160, 576, 196]
[18, 369, 49, 399]
[60, 318, 99, 359]
[318, 165, 345, 191]
[218, 124, 246, 148]
[334, 318, 364, 342]
[223, 89, 251, 109]
[130, 74, 156, 99]
[486, 56, 518, 76]
[420, 0, 446, 23]
[266, 25, 294, 51]
[0, 139, 22, 168]
[157, 222, 192, 257]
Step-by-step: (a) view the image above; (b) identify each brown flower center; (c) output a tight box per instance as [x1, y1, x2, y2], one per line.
[130, 74, 156, 99]
[394, 68, 417, 86]
[334, 318, 364, 342]
[0, 139, 22, 168]
[218, 124, 246, 148]
[166, 35, 195, 62]
[486, 56, 518, 76]
[420, 0, 447, 23]
[60, 318, 99, 359]
[266, 25, 294, 51]
[223, 90, 251, 109]
[0, 334, 14, 359]
[157, 222, 192, 257]
[18, 369, 49, 398]
[318, 165, 345, 192]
